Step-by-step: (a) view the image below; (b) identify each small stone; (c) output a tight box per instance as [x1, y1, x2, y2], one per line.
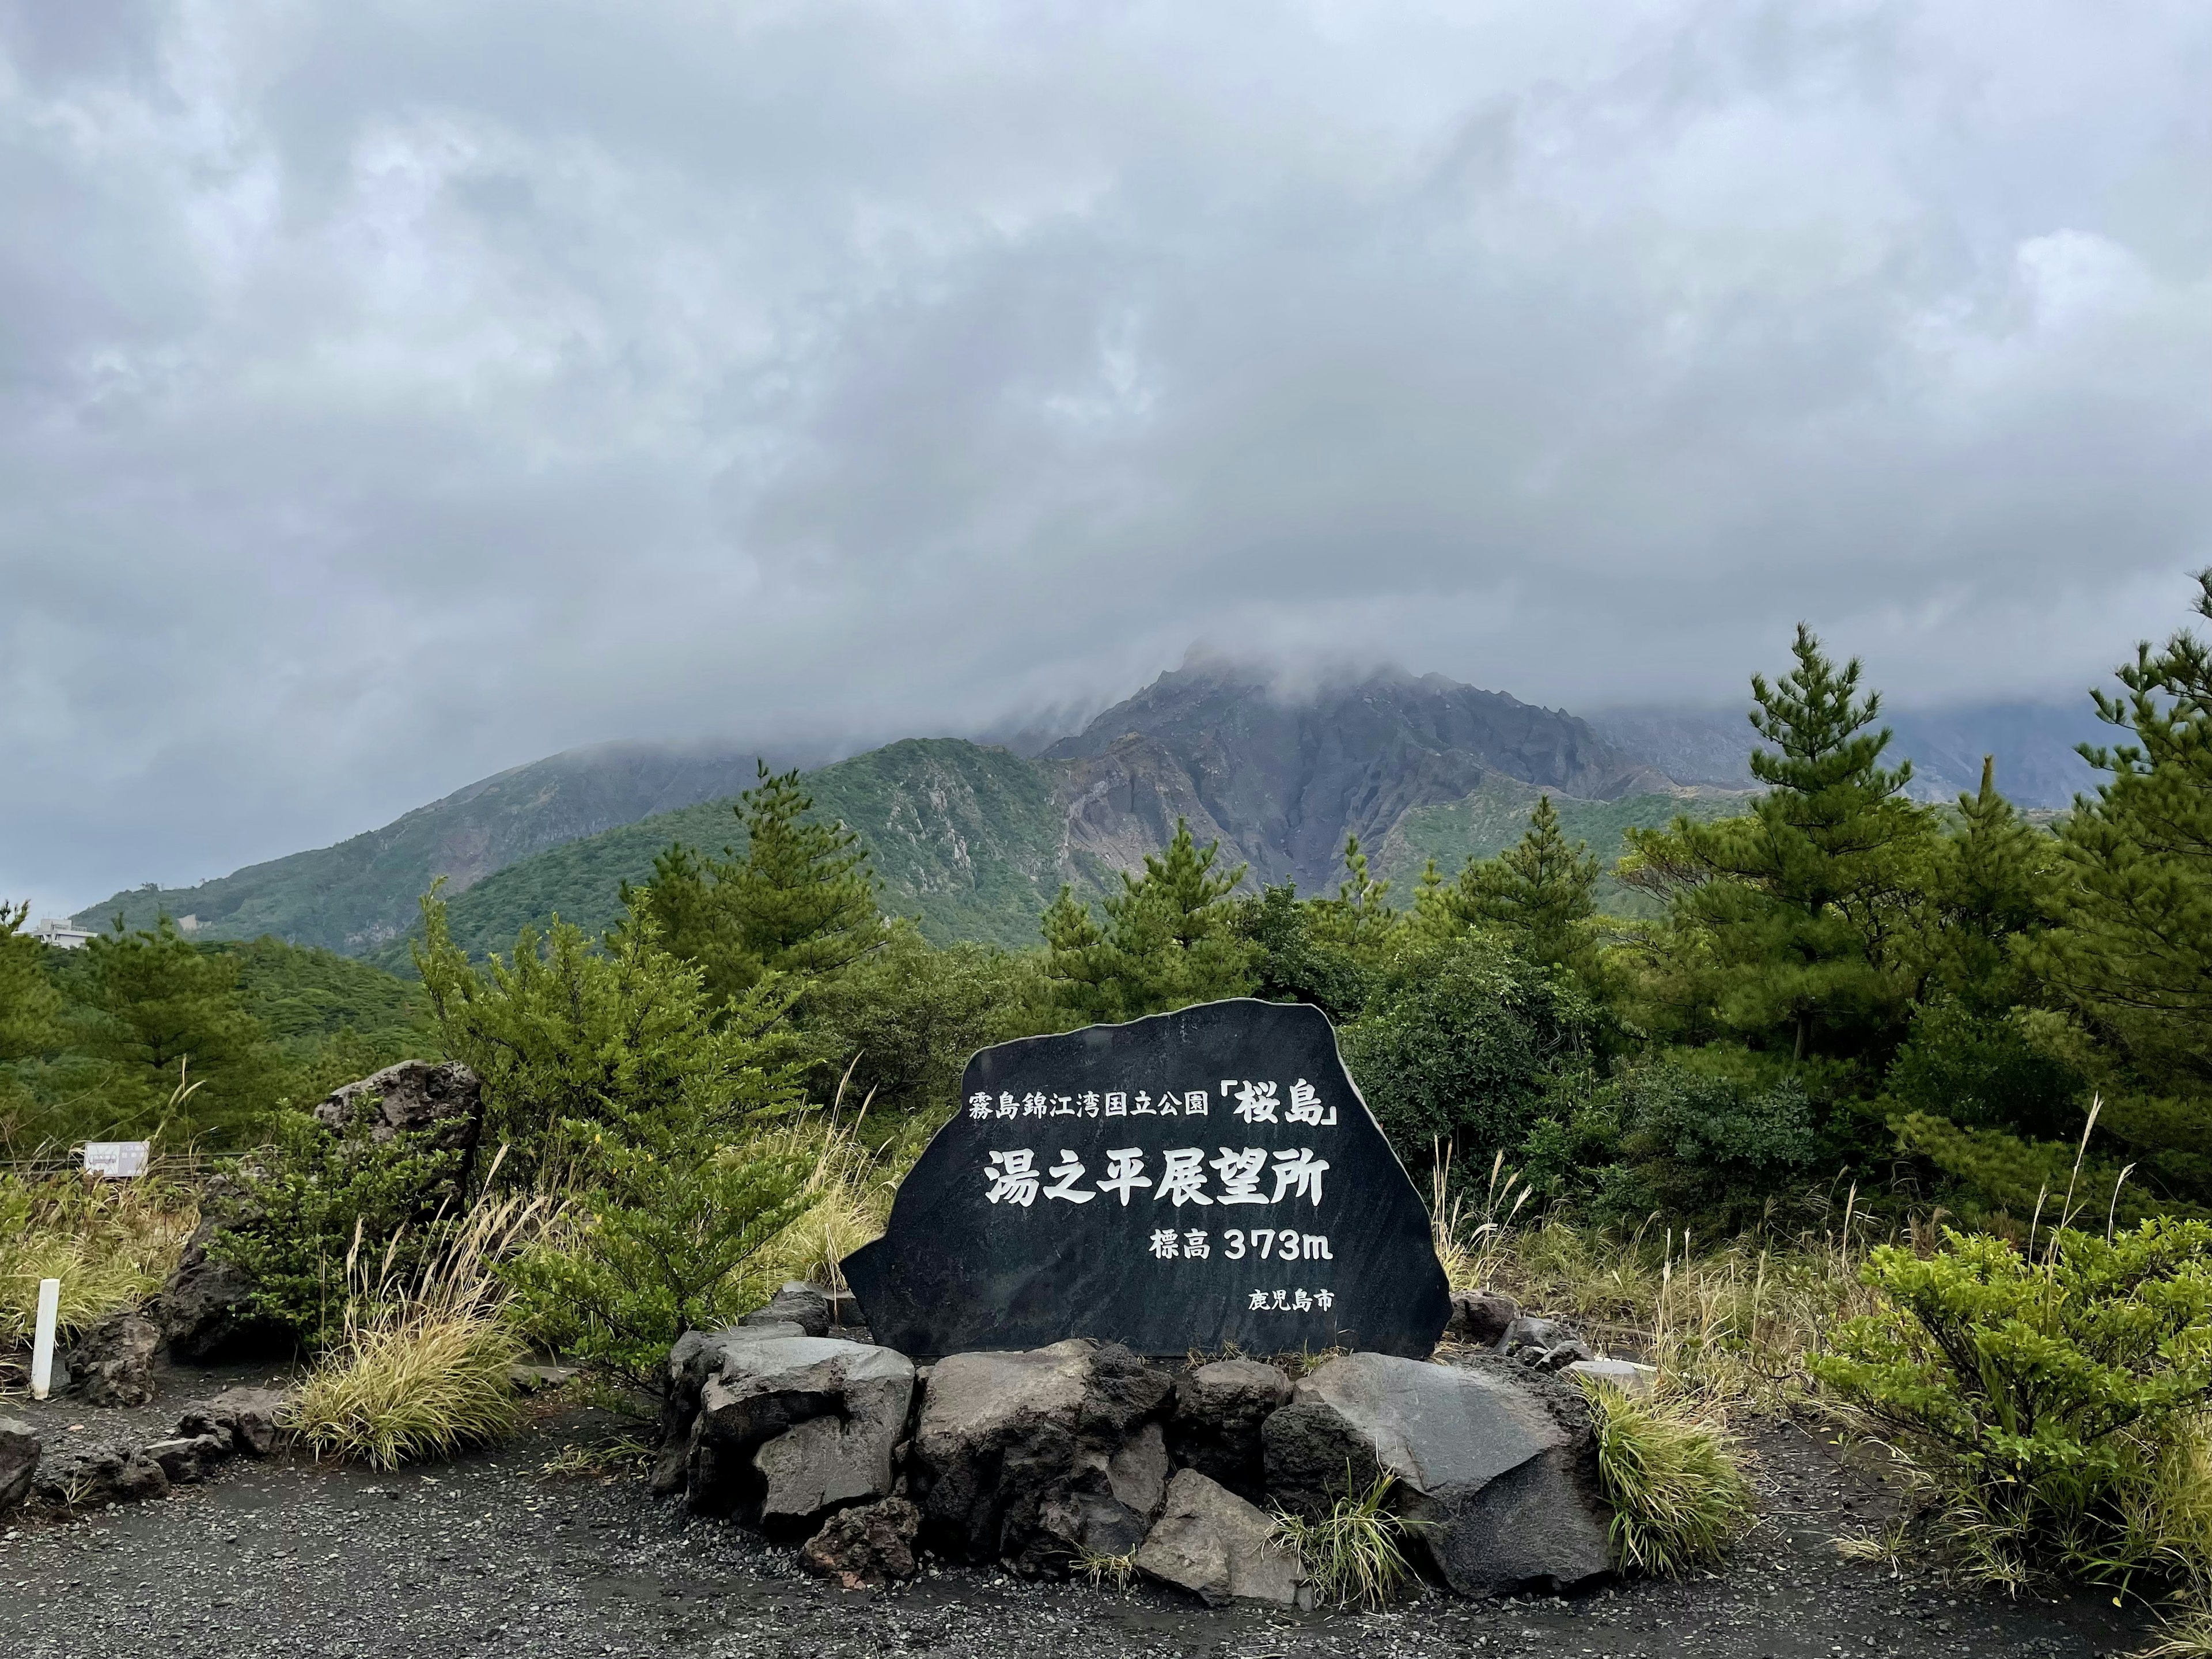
[141, 1434, 229, 1484]
[0, 1416, 40, 1512]
[800, 1496, 922, 1589]
[1444, 1289, 1518, 1349]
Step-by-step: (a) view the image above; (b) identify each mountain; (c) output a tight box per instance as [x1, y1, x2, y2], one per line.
[1589, 700, 2108, 807]
[400, 661, 1708, 963]
[82, 657, 2107, 967]
[1041, 658, 1675, 892]
[400, 737, 1090, 964]
[73, 738, 820, 953]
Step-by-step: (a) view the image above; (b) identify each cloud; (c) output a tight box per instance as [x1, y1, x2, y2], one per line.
[3, 0, 2210, 912]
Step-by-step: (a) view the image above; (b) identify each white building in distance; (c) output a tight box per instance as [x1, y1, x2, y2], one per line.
[32, 917, 96, 949]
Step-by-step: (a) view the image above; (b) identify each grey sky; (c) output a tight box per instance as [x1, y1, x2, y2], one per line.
[4, 1, 2210, 917]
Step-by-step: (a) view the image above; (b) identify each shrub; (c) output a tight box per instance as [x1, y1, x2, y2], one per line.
[286, 1195, 543, 1469]
[414, 898, 807, 1181]
[1608, 1050, 1824, 1232]
[1813, 1218, 2212, 1590]
[505, 1133, 813, 1391]
[1581, 1378, 1755, 1574]
[1271, 1470, 1423, 1609]
[204, 1104, 468, 1348]
[1339, 931, 1594, 1163]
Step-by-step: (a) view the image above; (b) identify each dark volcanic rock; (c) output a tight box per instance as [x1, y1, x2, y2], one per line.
[32, 1446, 169, 1510]
[1446, 1289, 1518, 1347]
[312, 1059, 484, 1152]
[906, 1338, 1174, 1574]
[1497, 1315, 1595, 1370]
[743, 1282, 833, 1338]
[141, 1434, 228, 1484]
[0, 1415, 39, 1510]
[1134, 1468, 1309, 1608]
[1168, 1358, 1291, 1501]
[66, 1309, 162, 1407]
[843, 999, 1451, 1359]
[177, 1386, 290, 1457]
[670, 1333, 914, 1536]
[801, 1496, 922, 1589]
[1264, 1350, 1612, 1598]
[156, 1211, 293, 1365]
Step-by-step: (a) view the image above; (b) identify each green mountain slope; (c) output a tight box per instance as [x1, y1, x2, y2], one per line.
[1378, 775, 1751, 914]
[72, 740, 797, 953]
[389, 739, 1089, 966]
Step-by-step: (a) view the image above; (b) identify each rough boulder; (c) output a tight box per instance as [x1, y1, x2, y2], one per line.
[313, 1059, 484, 1153]
[1134, 1468, 1309, 1608]
[1264, 1350, 1613, 1597]
[1, 1416, 39, 1511]
[1166, 1358, 1291, 1502]
[802, 1496, 922, 1589]
[661, 1330, 914, 1537]
[67, 1309, 161, 1407]
[907, 1338, 1174, 1574]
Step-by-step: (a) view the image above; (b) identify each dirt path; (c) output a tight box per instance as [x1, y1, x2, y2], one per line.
[0, 1403, 2150, 1659]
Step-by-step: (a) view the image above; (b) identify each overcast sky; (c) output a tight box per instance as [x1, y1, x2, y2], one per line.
[5, 1, 2211, 916]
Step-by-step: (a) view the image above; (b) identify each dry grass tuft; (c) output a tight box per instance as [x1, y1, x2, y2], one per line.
[0, 1169, 197, 1349]
[286, 1184, 549, 1470]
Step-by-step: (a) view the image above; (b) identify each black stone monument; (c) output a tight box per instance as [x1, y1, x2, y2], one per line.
[841, 998, 1450, 1358]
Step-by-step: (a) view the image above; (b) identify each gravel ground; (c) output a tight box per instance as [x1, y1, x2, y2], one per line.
[0, 1392, 2154, 1659]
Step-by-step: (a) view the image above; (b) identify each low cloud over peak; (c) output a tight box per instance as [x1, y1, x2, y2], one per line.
[3, 1, 2209, 916]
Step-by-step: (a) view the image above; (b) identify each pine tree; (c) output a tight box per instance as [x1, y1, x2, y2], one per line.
[0, 900, 61, 1063]
[73, 917, 281, 1143]
[1923, 756, 2058, 1011]
[1450, 797, 1601, 974]
[1037, 820, 1253, 1022]
[2042, 570, 2212, 1075]
[625, 762, 881, 1008]
[1309, 835, 1402, 962]
[1624, 626, 1936, 1061]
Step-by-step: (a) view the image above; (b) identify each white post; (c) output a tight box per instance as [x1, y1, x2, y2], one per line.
[31, 1278, 60, 1400]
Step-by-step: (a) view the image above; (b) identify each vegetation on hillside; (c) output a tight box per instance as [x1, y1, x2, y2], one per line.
[13, 571, 2212, 1624]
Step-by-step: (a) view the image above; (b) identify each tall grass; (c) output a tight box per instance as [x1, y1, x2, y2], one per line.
[1436, 1177, 1888, 1413]
[286, 1181, 549, 1469]
[0, 1169, 197, 1349]
[1428, 1146, 1530, 1295]
[753, 1076, 914, 1298]
[1271, 1471, 1424, 1609]
[1582, 1376, 1756, 1574]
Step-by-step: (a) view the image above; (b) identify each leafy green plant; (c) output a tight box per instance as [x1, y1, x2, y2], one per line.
[1813, 1216, 2212, 1590]
[205, 1103, 469, 1348]
[1581, 1378, 1755, 1574]
[1271, 1469, 1423, 1609]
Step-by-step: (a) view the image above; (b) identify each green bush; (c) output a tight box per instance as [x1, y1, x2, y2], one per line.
[504, 1132, 815, 1391]
[1339, 931, 1594, 1162]
[1814, 1219, 2212, 1589]
[206, 1105, 468, 1347]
